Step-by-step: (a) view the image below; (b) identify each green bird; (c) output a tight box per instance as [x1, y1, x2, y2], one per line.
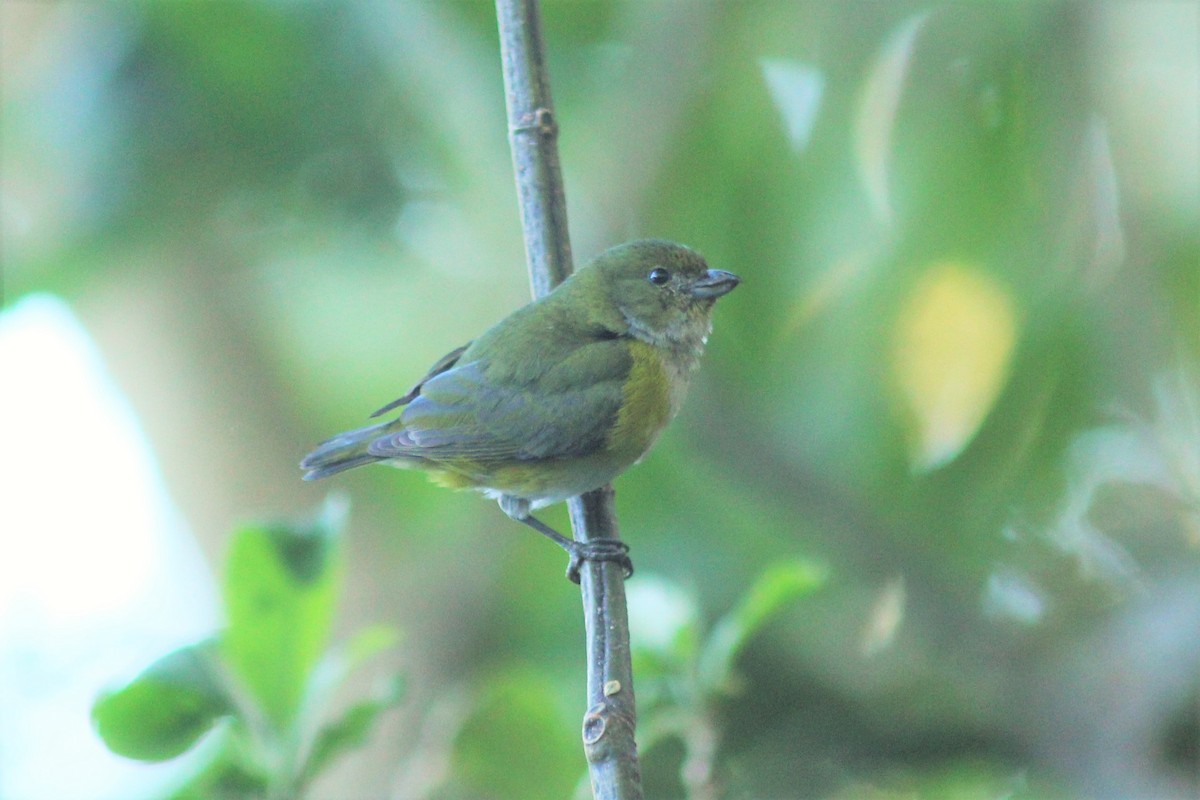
[301, 239, 739, 581]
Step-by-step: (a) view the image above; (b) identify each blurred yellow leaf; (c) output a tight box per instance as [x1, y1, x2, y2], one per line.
[893, 262, 1017, 471]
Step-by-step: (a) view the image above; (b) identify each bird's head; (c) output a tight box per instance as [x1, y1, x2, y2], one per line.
[580, 239, 740, 350]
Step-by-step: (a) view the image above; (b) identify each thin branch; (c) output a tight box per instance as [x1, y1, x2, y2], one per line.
[494, 2, 643, 799]
[495, 0, 571, 297]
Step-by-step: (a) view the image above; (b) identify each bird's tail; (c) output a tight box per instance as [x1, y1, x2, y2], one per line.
[300, 419, 393, 480]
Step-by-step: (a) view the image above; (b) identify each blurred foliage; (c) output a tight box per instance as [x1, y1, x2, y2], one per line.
[4, 0, 1198, 798]
[629, 562, 826, 798]
[92, 498, 404, 798]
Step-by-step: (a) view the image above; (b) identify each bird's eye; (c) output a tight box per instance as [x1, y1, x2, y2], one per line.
[648, 267, 671, 285]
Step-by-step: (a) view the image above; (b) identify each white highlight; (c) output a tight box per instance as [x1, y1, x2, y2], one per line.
[761, 58, 825, 152]
[0, 294, 218, 800]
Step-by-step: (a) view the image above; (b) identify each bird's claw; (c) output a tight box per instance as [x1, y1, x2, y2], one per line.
[512, 512, 633, 583]
[566, 537, 634, 584]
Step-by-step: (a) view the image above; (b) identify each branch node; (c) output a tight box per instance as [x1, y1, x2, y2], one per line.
[582, 703, 608, 746]
[582, 701, 637, 760]
[511, 106, 558, 137]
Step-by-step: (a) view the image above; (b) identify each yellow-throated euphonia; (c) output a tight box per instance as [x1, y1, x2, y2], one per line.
[301, 239, 739, 580]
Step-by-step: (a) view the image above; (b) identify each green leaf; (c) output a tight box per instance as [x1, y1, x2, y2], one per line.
[300, 625, 402, 718]
[165, 732, 269, 800]
[294, 624, 402, 784]
[339, 624, 402, 670]
[697, 560, 826, 694]
[93, 640, 231, 762]
[299, 674, 405, 786]
[222, 496, 347, 730]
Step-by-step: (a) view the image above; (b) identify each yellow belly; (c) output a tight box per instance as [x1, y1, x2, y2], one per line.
[424, 340, 674, 504]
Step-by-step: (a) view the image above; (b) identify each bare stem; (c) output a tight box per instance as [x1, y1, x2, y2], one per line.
[494, 2, 642, 798]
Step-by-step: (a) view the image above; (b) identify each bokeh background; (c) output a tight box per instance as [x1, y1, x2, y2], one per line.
[2, 1, 1198, 798]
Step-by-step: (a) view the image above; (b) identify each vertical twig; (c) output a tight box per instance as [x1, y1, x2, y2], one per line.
[494, 0, 571, 296]
[494, 2, 643, 799]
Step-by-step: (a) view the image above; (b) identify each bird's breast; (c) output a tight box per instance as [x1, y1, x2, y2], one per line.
[606, 339, 677, 458]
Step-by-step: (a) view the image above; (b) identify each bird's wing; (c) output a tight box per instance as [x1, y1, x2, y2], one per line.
[370, 343, 471, 418]
[366, 338, 632, 462]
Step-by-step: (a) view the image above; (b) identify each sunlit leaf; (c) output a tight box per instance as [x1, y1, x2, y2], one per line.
[92, 641, 230, 762]
[1049, 360, 1200, 582]
[787, 253, 870, 332]
[1150, 361, 1200, 503]
[222, 496, 347, 730]
[761, 58, 825, 153]
[855, 12, 930, 226]
[892, 262, 1017, 471]
[982, 568, 1046, 624]
[627, 575, 701, 676]
[1081, 117, 1126, 286]
[697, 561, 826, 693]
[859, 574, 906, 656]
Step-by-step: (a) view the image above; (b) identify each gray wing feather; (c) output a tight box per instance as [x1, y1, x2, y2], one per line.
[366, 340, 630, 462]
[370, 343, 470, 418]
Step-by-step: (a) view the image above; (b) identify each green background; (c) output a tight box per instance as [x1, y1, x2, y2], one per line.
[3, 1, 1197, 797]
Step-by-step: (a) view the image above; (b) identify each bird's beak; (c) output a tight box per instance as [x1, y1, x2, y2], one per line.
[689, 269, 741, 299]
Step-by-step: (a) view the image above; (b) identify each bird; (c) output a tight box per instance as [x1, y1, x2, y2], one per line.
[301, 239, 739, 581]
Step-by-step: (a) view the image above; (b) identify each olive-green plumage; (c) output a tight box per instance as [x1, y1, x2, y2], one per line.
[301, 239, 738, 576]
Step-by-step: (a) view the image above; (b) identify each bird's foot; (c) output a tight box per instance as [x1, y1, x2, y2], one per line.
[514, 511, 634, 583]
[564, 537, 633, 584]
